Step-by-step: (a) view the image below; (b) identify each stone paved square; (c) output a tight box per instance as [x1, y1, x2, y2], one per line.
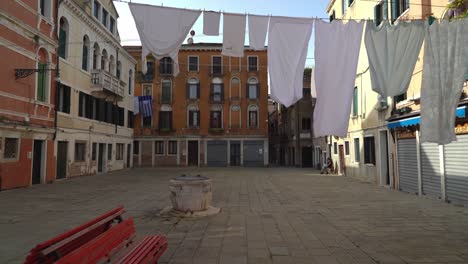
[1, 167, 468, 264]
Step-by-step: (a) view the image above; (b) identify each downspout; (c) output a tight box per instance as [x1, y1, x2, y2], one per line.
[53, 0, 62, 140]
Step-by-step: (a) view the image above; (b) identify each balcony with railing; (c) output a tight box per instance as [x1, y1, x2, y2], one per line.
[91, 69, 125, 100]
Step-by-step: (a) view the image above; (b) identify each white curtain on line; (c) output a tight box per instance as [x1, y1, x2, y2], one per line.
[203, 11, 220, 36]
[222, 13, 246, 57]
[248, 14, 269, 50]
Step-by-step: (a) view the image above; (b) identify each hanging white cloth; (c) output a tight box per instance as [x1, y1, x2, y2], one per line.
[268, 16, 313, 107]
[310, 67, 316, 98]
[365, 20, 425, 98]
[203, 11, 220, 36]
[222, 13, 246, 57]
[133, 96, 140, 115]
[420, 19, 468, 145]
[129, 3, 201, 76]
[248, 14, 269, 50]
[313, 19, 364, 137]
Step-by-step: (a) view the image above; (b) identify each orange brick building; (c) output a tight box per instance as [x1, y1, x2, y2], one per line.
[125, 44, 269, 167]
[0, 0, 58, 189]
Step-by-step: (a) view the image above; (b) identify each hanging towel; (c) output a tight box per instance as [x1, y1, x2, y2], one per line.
[134, 96, 140, 115]
[268, 16, 313, 107]
[248, 14, 269, 50]
[222, 13, 246, 57]
[203, 11, 220, 36]
[313, 19, 364, 138]
[310, 67, 316, 98]
[129, 3, 201, 76]
[140, 96, 153, 118]
[365, 20, 425, 98]
[420, 19, 468, 145]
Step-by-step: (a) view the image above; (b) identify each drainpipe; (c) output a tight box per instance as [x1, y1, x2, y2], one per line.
[53, 0, 62, 140]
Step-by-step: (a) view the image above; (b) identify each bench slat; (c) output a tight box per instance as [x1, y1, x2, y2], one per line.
[114, 236, 168, 264]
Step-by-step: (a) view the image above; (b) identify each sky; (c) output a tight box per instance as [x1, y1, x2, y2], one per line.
[114, 0, 330, 67]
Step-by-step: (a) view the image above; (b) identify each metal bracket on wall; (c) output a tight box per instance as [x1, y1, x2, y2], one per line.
[14, 68, 56, 80]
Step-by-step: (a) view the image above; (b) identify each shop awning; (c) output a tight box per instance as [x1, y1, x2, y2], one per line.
[387, 105, 466, 129]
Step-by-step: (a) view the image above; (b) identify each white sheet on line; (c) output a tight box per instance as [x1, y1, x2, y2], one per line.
[129, 3, 201, 76]
[203, 11, 220, 36]
[222, 13, 246, 57]
[313, 19, 364, 137]
[310, 67, 316, 98]
[268, 16, 313, 107]
[420, 19, 468, 145]
[365, 20, 425, 98]
[133, 96, 140, 115]
[248, 14, 269, 50]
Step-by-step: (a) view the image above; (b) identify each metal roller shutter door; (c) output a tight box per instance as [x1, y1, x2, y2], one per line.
[243, 141, 264, 167]
[207, 141, 227, 167]
[397, 139, 418, 194]
[444, 134, 468, 206]
[421, 142, 441, 198]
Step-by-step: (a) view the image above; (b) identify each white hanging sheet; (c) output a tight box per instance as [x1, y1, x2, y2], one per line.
[129, 3, 201, 76]
[134, 96, 140, 115]
[203, 11, 220, 36]
[365, 20, 425, 98]
[313, 19, 364, 138]
[222, 13, 246, 57]
[420, 19, 468, 145]
[248, 14, 269, 50]
[310, 67, 316, 98]
[268, 16, 313, 107]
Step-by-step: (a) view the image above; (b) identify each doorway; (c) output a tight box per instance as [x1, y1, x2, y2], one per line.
[188, 141, 198, 166]
[301, 147, 313, 167]
[98, 143, 105, 173]
[230, 141, 241, 166]
[32, 140, 45, 185]
[338, 145, 345, 175]
[379, 130, 390, 185]
[56, 141, 67, 179]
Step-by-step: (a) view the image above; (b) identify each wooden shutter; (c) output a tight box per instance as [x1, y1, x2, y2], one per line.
[186, 83, 190, 99]
[210, 83, 214, 101]
[220, 84, 224, 101]
[64, 85, 70, 113]
[78, 92, 84, 117]
[82, 45, 88, 70]
[189, 110, 193, 127]
[246, 83, 249, 99]
[37, 63, 46, 101]
[197, 83, 200, 99]
[256, 83, 260, 99]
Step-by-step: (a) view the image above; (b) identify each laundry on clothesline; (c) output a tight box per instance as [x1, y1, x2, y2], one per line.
[222, 13, 246, 57]
[203, 11, 220, 36]
[248, 14, 269, 51]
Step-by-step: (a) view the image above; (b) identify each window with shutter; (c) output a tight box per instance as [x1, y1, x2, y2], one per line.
[37, 63, 47, 102]
[354, 138, 360, 162]
[364, 137, 376, 165]
[161, 79, 172, 103]
[353, 87, 358, 116]
[248, 56, 258, 72]
[211, 56, 222, 75]
[188, 56, 198, 72]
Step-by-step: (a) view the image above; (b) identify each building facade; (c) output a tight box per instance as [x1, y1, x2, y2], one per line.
[0, 0, 58, 190]
[323, 0, 468, 206]
[55, 0, 136, 178]
[126, 44, 269, 167]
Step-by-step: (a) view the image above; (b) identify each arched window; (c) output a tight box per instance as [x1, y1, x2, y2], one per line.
[36, 48, 50, 102]
[247, 77, 259, 99]
[159, 105, 172, 130]
[210, 105, 223, 129]
[211, 77, 224, 103]
[128, 69, 133, 95]
[116, 61, 122, 79]
[187, 78, 199, 100]
[101, 49, 107, 70]
[230, 104, 241, 128]
[58, 17, 69, 59]
[82, 35, 90, 71]
[93, 43, 100, 69]
[109, 55, 115, 75]
[187, 104, 199, 128]
[248, 105, 258, 128]
[230, 77, 241, 99]
[161, 79, 172, 104]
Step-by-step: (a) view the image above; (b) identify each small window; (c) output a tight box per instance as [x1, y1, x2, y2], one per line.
[82, 35, 90, 71]
[248, 105, 258, 128]
[133, 141, 139, 155]
[159, 111, 172, 130]
[155, 141, 164, 155]
[354, 138, 360, 162]
[116, 143, 124, 160]
[211, 56, 222, 75]
[391, 0, 409, 21]
[161, 79, 172, 104]
[345, 141, 350, 156]
[110, 17, 115, 33]
[107, 143, 112, 161]
[248, 56, 258, 72]
[247, 77, 259, 99]
[364, 136, 376, 165]
[210, 110, 222, 128]
[128, 70, 133, 95]
[187, 78, 199, 100]
[159, 57, 173, 75]
[168, 141, 177, 155]
[333, 142, 337, 155]
[353, 87, 358, 117]
[102, 9, 108, 26]
[75, 142, 86, 162]
[211, 80, 224, 102]
[3, 138, 19, 159]
[57, 84, 70, 114]
[92, 142, 97, 161]
[188, 106, 200, 128]
[58, 17, 68, 59]
[302, 118, 311, 131]
[142, 84, 152, 96]
[188, 56, 199, 72]
[374, 2, 383, 26]
[93, 0, 100, 19]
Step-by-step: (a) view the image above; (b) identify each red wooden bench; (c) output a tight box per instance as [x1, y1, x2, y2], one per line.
[24, 206, 168, 264]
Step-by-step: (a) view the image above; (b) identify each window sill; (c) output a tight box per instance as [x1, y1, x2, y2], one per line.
[35, 100, 52, 107]
[351, 115, 358, 119]
[364, 163, 376, 167]
[40, 15, 53, 25]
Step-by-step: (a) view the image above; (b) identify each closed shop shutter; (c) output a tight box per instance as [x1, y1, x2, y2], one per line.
[444, 134, 468, 206]
[243, 140, 264, 167]
[420, 142, 441, 199]
[207, 141, 227, 167]
[397, 138, 418, 194]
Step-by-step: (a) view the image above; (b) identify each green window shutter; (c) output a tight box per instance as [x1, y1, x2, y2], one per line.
[82, 45, 88, 70]
[353, 87, 358, 116]
[59, 29, 66, 58]
[37, 63, 46, 102]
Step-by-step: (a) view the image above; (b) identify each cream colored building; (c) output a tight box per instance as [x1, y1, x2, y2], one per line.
[323, 0, 467, 193]
[55, 0, 136, 178]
